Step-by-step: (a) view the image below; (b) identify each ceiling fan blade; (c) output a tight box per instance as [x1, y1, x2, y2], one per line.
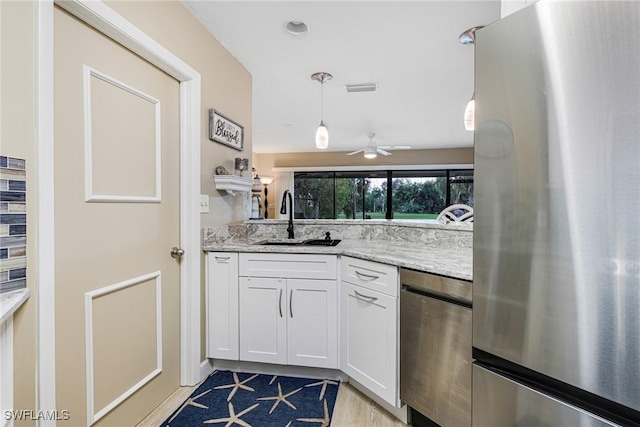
[347, 148, 365, 155]
[377, 148, 392, 156]
[378, 145, 412, 150]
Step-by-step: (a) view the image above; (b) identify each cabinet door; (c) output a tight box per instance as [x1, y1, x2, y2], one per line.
[207, 252, 239, 360]
[287, 279, 338, 369]
[341, 282, 398, 406]
[239, 277, 287, 364]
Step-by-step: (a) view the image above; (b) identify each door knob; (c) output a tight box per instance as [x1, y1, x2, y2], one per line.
[170, 247, 185, 259]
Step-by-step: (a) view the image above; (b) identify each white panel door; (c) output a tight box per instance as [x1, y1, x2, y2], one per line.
[239, 277, 287, 364]
[287, 279, 338, 369]
[54, 6, 180, 426]
[340, 282, 398, 406]
[207, 253, 239, 360]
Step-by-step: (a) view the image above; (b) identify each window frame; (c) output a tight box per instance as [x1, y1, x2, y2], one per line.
[293, 168, 473, 220]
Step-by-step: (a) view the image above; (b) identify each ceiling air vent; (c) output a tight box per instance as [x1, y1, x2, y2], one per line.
[345, 83, 377, 93]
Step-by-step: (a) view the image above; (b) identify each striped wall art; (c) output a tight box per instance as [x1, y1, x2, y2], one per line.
[0, 156, 26, 294]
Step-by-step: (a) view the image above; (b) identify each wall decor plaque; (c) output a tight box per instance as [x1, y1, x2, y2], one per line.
[209, 109, 244, 151]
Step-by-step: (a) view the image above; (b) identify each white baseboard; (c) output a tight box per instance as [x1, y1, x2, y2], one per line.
[198, 358, 214, 384]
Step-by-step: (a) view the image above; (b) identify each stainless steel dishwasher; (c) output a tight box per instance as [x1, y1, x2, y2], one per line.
[400, 268, 472, 427]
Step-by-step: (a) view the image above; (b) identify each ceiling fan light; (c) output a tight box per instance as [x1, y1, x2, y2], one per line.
[315, 121, 329, 149]
[364, 146, 377, 159]
[464, 96, 475, 131]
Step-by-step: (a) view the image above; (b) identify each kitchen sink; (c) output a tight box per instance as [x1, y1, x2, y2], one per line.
[253, 239, 341, 247]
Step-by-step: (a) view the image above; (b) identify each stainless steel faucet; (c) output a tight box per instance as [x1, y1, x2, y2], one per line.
[279, 189, 294, 239]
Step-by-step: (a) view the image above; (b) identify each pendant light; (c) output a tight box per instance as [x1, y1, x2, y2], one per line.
[459, 26, 483, 132]
[311, 72, 333, 149]
[464, 93, 475, 131]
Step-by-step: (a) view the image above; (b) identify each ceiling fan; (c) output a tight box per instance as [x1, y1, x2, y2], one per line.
[347, 133, 411, 158]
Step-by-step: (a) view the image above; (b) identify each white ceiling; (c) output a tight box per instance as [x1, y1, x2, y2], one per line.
[183, 1, 501, 154]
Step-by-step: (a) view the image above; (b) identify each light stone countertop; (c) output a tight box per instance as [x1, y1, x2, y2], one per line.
[0, 288, 30, 325]
[203, 238, 472, 281]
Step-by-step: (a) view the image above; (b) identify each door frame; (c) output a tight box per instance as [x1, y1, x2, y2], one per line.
[36, 0, 206, 423]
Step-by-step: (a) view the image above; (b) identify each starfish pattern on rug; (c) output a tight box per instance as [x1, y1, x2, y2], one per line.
[203, 401, 259, 427]
[257, 382, 303, 414]
[161, 371, 339, 426]
[214, 372, 259, 401]
[165, 388, 211, 425]
[297, 399, 330, 427]
[305, 379, 339, 401]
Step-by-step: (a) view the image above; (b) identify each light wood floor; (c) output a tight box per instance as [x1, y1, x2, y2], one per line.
[137, 381, 406, 426]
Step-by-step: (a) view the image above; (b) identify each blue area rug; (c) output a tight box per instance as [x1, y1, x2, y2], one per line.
[162, 370, 340, 426]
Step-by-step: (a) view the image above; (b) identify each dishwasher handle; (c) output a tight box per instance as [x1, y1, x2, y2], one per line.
[401, 268, 472, 305]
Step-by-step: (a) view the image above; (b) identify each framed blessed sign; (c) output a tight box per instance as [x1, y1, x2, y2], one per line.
[209, 109, 244, 151]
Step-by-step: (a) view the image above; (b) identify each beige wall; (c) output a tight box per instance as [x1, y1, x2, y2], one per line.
[104, 0, 253, 228]
[1, 1, 37, 424]
[255, 148, 473, 170]
[254, 148, 473, 218]
[3, 0, 252, 418]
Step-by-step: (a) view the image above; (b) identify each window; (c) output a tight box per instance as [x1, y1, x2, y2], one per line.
[293, 169, 473, 220]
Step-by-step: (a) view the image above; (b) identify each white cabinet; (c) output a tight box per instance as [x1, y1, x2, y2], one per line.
[286, 278, 338, 368]
[206, 252, 239, 360]
[239, 253, 338, 369]
[239, 277, 287, 364]
[340, 256, 399, 406]
[341, 256, 399, 297]
[239, 252, 337, 280]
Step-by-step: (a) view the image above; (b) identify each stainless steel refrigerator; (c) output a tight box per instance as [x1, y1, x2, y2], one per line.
[473, 1, 640, 426]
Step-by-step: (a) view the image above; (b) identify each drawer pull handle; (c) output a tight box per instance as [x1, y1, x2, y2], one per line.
[290, 289, 293, 318]
[355, 270, 380, 281]
[279, 289, 283, 318]
[354, 290, 378, 303]
[215, 256, 230, 262]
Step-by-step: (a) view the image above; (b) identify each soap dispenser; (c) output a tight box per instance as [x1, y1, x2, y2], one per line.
[250, 172, 263, 219]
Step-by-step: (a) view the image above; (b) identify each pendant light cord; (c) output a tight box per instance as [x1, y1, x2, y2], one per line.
[320, 79, 324, 122]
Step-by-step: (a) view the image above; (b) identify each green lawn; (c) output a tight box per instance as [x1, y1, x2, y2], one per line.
[337, 212, 438, 220]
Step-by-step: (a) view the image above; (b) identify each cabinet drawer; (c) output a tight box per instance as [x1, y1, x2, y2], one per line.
[239, 253, 337, 280]
[341, 256, 398, 297]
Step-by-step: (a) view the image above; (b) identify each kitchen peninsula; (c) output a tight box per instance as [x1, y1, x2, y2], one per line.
[202, 219, 472, 424]
[203, 219, 472, 280]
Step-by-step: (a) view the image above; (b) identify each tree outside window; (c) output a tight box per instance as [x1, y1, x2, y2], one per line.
[293, 169, 473, 220]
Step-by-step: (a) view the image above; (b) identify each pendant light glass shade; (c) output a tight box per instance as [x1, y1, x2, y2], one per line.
[459, 26, 483, 132]
[311, 72, 333, 149]
[315, 120, 329, 149]
[464, 94, 475, 131]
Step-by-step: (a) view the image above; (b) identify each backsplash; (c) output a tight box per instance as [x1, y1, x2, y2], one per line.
[204, 219, 472, 249]
[0, 156, 27, 294]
